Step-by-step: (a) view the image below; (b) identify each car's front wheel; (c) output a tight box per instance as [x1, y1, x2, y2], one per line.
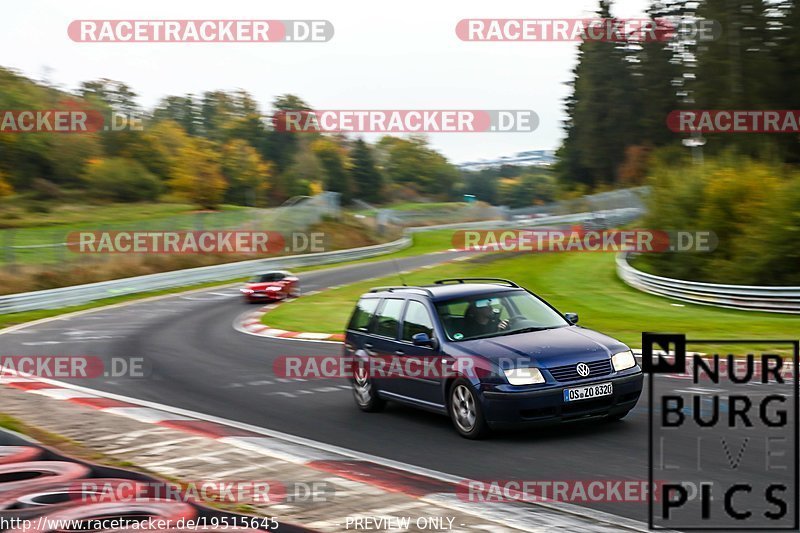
[448, 379, 489, 439]
[352, 361, 385, 412]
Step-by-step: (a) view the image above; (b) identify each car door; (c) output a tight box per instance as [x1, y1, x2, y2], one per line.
[396, 299, 443, 406]
[367, 298, 407, 396]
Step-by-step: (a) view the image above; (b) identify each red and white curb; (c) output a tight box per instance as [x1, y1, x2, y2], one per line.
[0, 371, 655, 533]
[235, 303, 345, 343]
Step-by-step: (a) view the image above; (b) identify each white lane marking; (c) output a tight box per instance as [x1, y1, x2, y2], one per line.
[221, 436, 343, 463]
[296, 332, 334, 340]
[101, 407, 192, 424]
[28, 388, 98, 400]
[7, 375, 657, 532]
[268, 392, 296, 398]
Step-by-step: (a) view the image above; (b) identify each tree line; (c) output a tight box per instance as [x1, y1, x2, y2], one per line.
[0, 70, 471, 209]
[562, 0, 800, 284]
[558, 0, 800, 188]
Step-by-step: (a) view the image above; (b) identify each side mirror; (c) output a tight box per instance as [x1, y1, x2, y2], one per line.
[564, 312, 579, 325]
[412, 332, 437, 348]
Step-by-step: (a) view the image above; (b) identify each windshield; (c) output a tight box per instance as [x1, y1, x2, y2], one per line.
[249, 273, 282, 283]
[434, 290, 569, 341]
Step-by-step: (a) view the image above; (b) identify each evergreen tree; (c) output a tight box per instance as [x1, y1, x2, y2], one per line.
[350, 138, 384, 202]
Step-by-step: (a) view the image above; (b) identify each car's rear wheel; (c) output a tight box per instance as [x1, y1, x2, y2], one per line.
[352, 361, 385, 412]
[448, 379, 489, 439]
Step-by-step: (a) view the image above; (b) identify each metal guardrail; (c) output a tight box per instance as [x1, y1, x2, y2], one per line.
[0, 237, 412, 314]
[616, 253, 800, 314]
[0, 208, 642, 314]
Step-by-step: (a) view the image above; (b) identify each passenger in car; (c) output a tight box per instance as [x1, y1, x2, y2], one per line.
[463, 300, 509, 338]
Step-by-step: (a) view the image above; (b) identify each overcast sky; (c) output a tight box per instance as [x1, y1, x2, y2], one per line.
[4, 0, 648, 163]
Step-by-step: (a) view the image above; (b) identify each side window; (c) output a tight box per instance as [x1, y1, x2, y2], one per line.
[347, 298, 379, 331]
[402, 301, 434, 341]
[371, 299, 405, 338]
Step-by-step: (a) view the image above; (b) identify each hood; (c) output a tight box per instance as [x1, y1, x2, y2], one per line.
[453, 326, 628, 368]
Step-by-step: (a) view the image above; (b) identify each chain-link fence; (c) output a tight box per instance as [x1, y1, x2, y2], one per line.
[507, 186, 649, 218]
[0, 192, 342, 270]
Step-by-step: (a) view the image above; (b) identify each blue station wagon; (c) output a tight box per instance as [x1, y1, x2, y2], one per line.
[344, 278, 643, 438]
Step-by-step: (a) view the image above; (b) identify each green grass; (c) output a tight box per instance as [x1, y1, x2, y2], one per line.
[292, 229, 455, 272]
[352, 201, 469, 215]
[264, 252, 797, 349]
[0, 203, 258, 264]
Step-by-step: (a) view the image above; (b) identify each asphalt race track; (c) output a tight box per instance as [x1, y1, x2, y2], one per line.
[0, 251, 793, 527]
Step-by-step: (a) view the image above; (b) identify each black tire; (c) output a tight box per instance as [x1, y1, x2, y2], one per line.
[448, 378, 490, 439]
[352, 360, 386, 412]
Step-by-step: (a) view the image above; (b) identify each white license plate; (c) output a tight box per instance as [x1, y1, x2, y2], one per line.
[563, 382, 613, 402]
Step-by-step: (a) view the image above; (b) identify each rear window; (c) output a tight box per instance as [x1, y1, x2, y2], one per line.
[347, 298, 379, 331]
[371, 298, 405, 338]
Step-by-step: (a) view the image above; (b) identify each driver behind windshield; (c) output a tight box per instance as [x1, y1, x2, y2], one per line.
[464, 299, 509, 337]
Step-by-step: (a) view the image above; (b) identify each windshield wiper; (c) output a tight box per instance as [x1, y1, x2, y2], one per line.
[497, 325, 561, 336]
[455, 325, 563, 341]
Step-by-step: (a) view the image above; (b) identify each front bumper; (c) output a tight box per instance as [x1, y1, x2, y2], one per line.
[243, 291, 282, 301]
[480, 372, 643, 429]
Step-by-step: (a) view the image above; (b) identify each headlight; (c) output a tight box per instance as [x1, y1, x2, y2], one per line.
[240, 288, 254, 294]
[612, 350, 636, 371]
[504, 367, 545, 386]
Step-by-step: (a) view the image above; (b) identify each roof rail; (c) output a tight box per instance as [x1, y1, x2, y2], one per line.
[368, 286, 435, 297]
[433, 278, 520, 288]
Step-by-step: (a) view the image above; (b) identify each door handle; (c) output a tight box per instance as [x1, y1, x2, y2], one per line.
[394, 350, 405, 355]
[364, 343, 373, 349]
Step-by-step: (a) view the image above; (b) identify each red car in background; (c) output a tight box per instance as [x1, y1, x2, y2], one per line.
[240, 271, 300, 302]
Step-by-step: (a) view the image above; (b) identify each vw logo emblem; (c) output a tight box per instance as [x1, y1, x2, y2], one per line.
[576, 363, 591, 377]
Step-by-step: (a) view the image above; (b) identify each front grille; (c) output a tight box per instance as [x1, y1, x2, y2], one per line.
[548, 359, 612, 382]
